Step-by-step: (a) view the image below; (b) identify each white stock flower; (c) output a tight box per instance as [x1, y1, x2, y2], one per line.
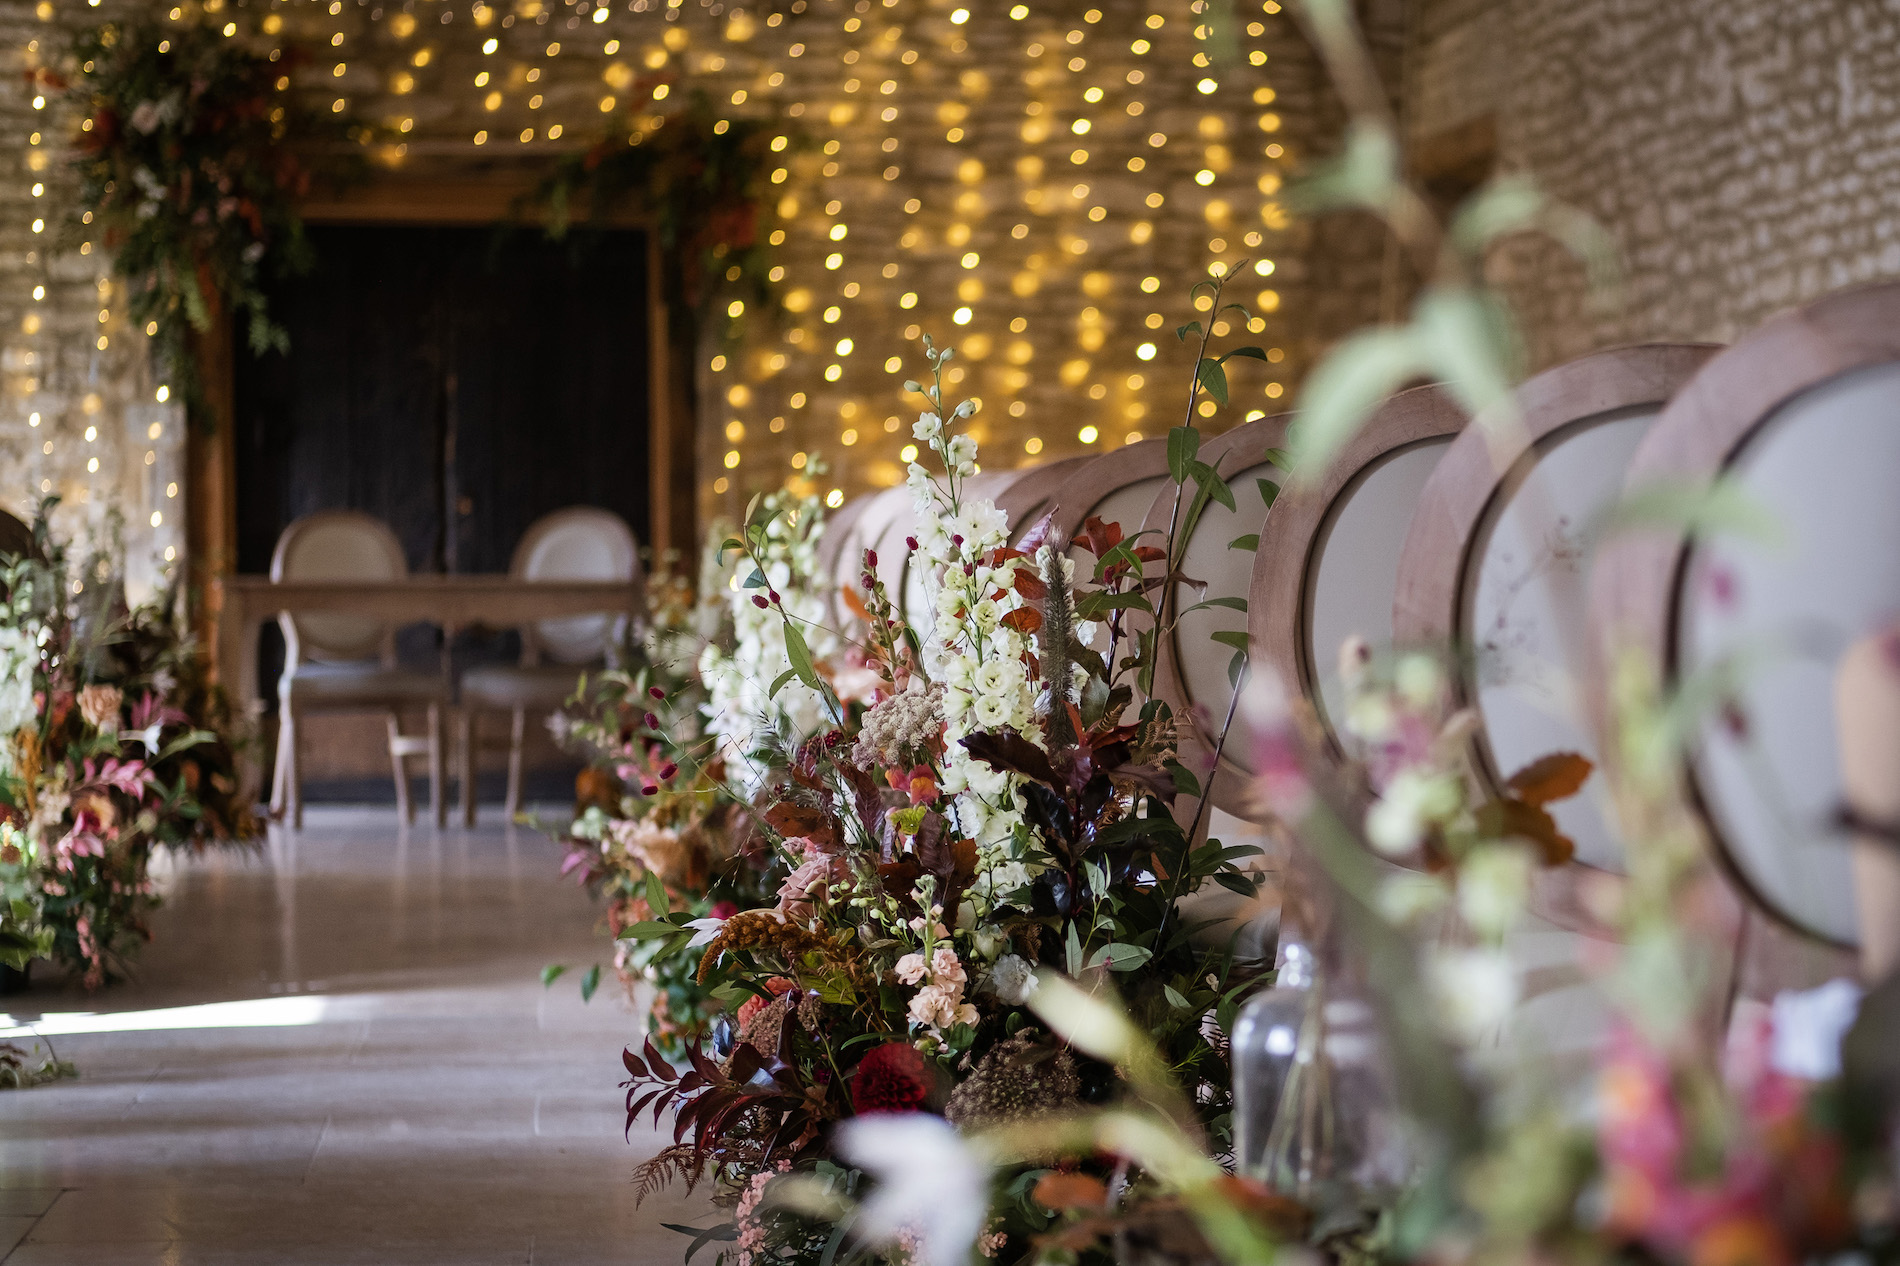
[972, 693, 1010, 729]
[913, 412, 944, 442]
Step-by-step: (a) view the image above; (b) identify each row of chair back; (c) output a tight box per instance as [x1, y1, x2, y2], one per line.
[821, 280, 1900, 1010]
[270, 507, 640, 829]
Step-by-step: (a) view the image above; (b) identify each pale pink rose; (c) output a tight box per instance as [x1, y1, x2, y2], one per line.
[894, 953, 928, 985]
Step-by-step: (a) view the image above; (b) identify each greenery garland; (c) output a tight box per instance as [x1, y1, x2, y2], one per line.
[66, 18, 355, 412]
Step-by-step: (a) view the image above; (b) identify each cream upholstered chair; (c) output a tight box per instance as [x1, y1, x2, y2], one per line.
[458, 507, 641, 824]
[269, 511, 448, 828]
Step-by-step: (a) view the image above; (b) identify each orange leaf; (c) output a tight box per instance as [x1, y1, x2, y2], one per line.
[1001, 607, 1044, 634]
[1013, 569, 1049, 600]
[1477, 797, 1575, 866]
[1506, 751, 1594, 806]
[1033, 1172, 1108, 1211]
[841, 583, 873, 623]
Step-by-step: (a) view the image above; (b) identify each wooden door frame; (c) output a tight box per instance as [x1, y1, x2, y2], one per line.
[187, 172, 695, 670]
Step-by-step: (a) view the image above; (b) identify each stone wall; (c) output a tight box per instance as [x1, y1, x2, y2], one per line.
[1404, 0, 1900, 369]
[1, 1, 186, 601]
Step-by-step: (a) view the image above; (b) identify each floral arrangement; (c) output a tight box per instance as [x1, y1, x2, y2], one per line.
[743, 3, 1900, 1263]
[607, 328, 1277, 1259]
[0, 505, 259, 989]
[65, 17, 355, 407]
[546, 552, 778, 1058]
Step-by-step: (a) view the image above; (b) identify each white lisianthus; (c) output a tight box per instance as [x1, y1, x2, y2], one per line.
[971, 598, 1001, 633]
[986, 954, 1040, 1005]
[972, 693, 1010, 729]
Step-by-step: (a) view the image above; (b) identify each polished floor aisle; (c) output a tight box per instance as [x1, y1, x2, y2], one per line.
[0, 809, 712, 1264]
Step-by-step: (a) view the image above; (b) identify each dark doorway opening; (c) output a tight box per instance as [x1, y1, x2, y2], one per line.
[234, 224, 651, 801]
[235, 224, 651, 576]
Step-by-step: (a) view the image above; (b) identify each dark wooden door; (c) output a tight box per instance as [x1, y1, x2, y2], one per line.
[234, 224, 652, 577]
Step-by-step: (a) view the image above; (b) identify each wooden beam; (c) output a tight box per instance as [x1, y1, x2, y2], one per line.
[185, 293, 238, 676]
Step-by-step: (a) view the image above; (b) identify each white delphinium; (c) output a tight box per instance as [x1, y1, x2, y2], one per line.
[0, 624, 38, 772]
[699, 492, 836, 793]
[900, 359, 1044, 899]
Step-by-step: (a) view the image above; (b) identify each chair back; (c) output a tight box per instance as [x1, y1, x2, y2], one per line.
[513, 507, 641, 665]
[272, 511, 408, 665]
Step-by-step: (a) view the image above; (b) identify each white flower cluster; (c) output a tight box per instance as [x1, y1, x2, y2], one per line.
[0, 624, 38, 771]
[904, 410, 1039, 870]
[699, 499, 837, 793]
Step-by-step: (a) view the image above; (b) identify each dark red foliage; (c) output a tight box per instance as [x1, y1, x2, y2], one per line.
[852, 1042, 931, 1115]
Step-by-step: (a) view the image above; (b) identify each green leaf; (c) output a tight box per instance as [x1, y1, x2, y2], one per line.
[1210, 630, 1250, 652]
[1228, 533, 1260, 552]
[1183, 595, 1248, 616]
[743, 570, 768, 589]
[1192, 462, 1236, 512]
[1087, 942, 1154, 972]
[1065, 922, 1084, 975]
[1256, 478, 1280, 509]
[1264, 448, 1292, 471]
[540, 964, 568, 987]
[644, 870, 671, 918]
[1215, 871, 1261, 897]
[1413, 286, 1520, 423]
[781, 618, 824, 692]
[769, 667, 798, 698]
[1594, 477, 1784, 546]
[1285, 119, 1400, 216]
[580, 964, 602, 1003]
[618, 920, 689, 940]
[1166, 760, 1202, 798]
[1221, 345, 1269, 363]
[1175, 321, 1203, 343]
[1288, 325, 1427, 476]
[1167, 425, 1201, 484]
[1196, 358, 1229, 407]
[1164, 984, 1193, 1010]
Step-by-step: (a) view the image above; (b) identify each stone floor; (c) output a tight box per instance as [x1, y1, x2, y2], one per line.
[0, 808, 714, 1264]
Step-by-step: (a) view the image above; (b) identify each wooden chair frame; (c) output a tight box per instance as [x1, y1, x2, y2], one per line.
[269, 510, 446, 829]
[1586, 285, 1900, 990]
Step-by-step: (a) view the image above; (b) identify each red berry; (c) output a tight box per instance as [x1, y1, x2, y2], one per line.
[641, 783, 660, 796]
[659, 762, 678, 780]
[752, 594, 769, 609]
[865, 549, 879, 569]
[648, 686, 666, 700]
[645, 712, 660, 729]
[906, 536, 919, 550]
[768, 590, 782, 604]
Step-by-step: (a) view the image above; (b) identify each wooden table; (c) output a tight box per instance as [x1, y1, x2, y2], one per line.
[214, 574, 644, 719]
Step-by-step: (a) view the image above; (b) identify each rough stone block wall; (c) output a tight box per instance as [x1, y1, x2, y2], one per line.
[1, 1, 186, 599]
[1407, 0, 1900, 370]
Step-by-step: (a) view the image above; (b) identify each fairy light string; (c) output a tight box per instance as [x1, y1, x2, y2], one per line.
[59, 0, 1293, 529]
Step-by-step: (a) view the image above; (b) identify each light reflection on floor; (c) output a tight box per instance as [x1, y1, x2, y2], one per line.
[0, 807, 709, 1265]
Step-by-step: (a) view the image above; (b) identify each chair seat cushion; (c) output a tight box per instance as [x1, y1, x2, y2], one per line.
[460, 663, 590, 711]
[281, 661, 448, 707]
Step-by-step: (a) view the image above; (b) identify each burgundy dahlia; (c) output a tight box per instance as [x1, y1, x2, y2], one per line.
[851, 1042, 931, 1115]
